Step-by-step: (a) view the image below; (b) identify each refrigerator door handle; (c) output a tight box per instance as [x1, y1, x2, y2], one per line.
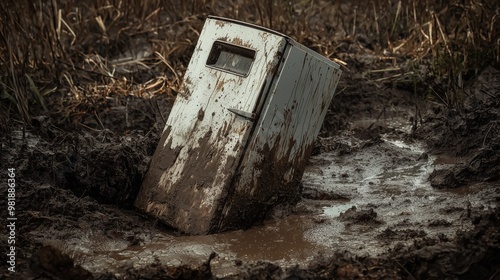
[227, 108, 255, 121]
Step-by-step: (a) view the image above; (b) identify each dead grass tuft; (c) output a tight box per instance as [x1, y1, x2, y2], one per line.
[1, 0, 499, 131]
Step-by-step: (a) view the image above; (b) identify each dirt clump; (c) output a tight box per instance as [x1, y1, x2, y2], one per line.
[53, 130, 155, 207]
[22, 246, 93, 280]
[417, 97, 500, 189]
[429, 169, 460, 189]
[301, 186, 349, 201]
[95, 253, 217, 280]
[339, 206, 382, 225]
[378, 228, 428, 241]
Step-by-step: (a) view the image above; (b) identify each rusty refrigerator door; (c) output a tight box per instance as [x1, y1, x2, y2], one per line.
[135, 18, 287, 234]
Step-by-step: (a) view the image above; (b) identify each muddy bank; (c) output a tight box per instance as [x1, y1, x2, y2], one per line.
[0, 96, 169, 278]
[235, 207, 500, 280]
[2, 79, 500, 279]
[1, 36, 500, 280]
[416, 102, 500, 189]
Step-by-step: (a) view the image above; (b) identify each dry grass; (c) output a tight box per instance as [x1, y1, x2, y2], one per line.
[1, 0, 499, 131]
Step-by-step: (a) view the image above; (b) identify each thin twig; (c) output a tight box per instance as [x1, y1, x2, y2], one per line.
[93, 111, 105, 130]
[79, 122, 103, 132]
[125, 98, 130, 128]
[482, 122, 496, 148]
[155, 51, 180, 83]
[429, 85, 449, 108]
[57, 59, 114, 78]
[154, 99, 166, 124]
[489, 269, 500, 280]
[434, 12, 452, 56]
[391, 1, 402, 38]
[395, 260, 416, 280]
[481, 89, 496, 98]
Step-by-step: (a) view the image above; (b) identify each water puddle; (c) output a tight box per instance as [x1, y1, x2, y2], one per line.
[47, 116, 496, 277]
[350, 117, 412, 133]
[322, 203, 354, 217]
[49, 215, 324, 277]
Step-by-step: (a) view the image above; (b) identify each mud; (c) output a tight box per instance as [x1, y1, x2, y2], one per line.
[2, 44, 500, 280]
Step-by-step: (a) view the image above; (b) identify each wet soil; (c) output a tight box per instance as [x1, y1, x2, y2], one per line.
[2, 55, 500, 280]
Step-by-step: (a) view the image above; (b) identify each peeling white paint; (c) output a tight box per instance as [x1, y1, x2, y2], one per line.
[135, 16, 342, 234]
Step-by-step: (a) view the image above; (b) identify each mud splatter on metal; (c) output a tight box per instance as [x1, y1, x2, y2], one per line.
[135, 16, 342, 234]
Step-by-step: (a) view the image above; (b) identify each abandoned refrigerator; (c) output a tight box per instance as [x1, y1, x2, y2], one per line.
[135, 16, 342, 234]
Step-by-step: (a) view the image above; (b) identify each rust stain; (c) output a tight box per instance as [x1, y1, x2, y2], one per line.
[216, 132, 309, 232]
[215, 20, 225, 27]
[216, 120, 231, 139]
[179, 85, 192, 99]
[135, 126, 177, 209]
[232, 140, 240, 152]
[259, 32, 270, 39]
[232, 37, 244, 45]
[283, 108, 292, 126]
[218, 36, 229, 42]
[231, 37, 253, 48]
[184, 76, 193, 86]
[178, 77, 194, 99]
[237, 124, 246, 135]
[136, 120, 243, 234]
[266, 60, 280, 77]
[216, 79, 225, 91]
[198, 108, 205, 121]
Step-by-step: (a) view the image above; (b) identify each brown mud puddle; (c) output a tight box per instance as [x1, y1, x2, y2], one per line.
[37, 116, 497, 278]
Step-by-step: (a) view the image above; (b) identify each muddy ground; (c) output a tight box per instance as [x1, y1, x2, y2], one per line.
[1, 36, 500, 280]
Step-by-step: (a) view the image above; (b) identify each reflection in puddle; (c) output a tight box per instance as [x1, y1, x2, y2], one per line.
[322, 204, 354, 217]
[364, 162, 432, 190]
[382, 138, 424, 153]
